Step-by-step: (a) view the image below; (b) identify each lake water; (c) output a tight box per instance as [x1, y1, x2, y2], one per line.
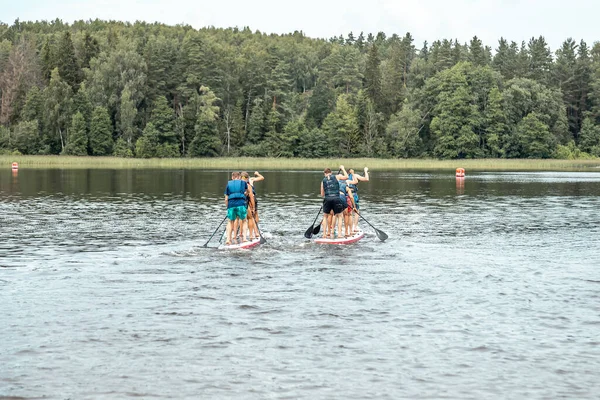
[1, 168, 600, 399]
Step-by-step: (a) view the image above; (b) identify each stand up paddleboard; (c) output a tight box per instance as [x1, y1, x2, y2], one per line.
[218, 237, 261, 250]
[314, 230, 364, 245]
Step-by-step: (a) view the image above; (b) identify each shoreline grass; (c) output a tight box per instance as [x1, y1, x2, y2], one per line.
[3, 155, 600, 171]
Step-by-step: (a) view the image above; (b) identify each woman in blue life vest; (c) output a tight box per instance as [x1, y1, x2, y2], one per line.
[224, 171, 248, 245]
[347, 167, 369, 232]
[320, 165, 348, 238]
[241, 171, 264, 240]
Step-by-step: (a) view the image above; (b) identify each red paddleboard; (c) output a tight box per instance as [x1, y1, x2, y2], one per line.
[218, 237, 261, 250]
[314, 230, 364, 245]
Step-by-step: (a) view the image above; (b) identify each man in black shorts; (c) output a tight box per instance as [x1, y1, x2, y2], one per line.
[320, 165, 348, 238]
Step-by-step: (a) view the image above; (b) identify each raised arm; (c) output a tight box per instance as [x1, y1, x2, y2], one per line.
[356, 167, 369, 182]
[250, 171, 264, 185]
[347, 173, 359, 186]
[336, 165, 348, 180]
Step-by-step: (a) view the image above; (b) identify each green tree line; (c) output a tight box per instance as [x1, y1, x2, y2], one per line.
[1, 18, 600, 159]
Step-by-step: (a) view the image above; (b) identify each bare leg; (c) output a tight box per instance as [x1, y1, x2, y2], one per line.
[324, 212, 332, 237]
[343, 211, 350, 237]
[336, 213, 343, 237]
[253, 210, 260, 238]
[225, 220, 233, 245]
[247, 209, 256, 239]
[352, 210, 359, 232]
[241, 219, 249, 242]
[233, 220, 238, 243]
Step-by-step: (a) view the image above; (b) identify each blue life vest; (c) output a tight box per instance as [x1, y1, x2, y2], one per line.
[225, 179, 247, 208]
[322, 175, 339, 199]
[339, 180, 348, 195]
[347, 173, 358, 193]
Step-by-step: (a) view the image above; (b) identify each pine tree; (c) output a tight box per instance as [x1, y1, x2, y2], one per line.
[81, 32, 100, 69]
[554, 38, 579, 138]
[469, 36, 487, 66]
[364, 44, 383, 112]
[189, 117, 221, 157]
[492, 38, 518, 79]
[528, 36, 552, 86]
[40, 37, 55, 83]
[119, 87, 137, 148]
[89, 106, 113, 156]
[247, 98, 266, 144]
[149, 95, 175, 144]
[574, 40, 592, 138]
[322, 94, 360, 156]
[579, 116, 600, 155]
[135, 122, 159, 158]
[64, 112, 88, 155]
[22, 86, 44, 122]
[56, 31, 82, 91]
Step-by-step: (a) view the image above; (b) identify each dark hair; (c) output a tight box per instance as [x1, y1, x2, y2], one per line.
[324, 168, 332, 174]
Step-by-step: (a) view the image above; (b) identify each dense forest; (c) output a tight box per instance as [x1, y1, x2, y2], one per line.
[1, 18, 600, 159]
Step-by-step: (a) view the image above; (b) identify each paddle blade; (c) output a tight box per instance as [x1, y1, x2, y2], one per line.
[304, 225, 315, 239]
[259, 235, 267, 244]
[375, 229, 388, 241]
[312, 221, 322, 235]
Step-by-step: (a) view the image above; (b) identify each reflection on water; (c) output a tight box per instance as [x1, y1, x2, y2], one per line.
[1, 169, 600, 399]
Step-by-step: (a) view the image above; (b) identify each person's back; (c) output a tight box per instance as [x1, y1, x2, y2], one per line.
[224, 172, 248, 245]
[320, 165, 348, 238]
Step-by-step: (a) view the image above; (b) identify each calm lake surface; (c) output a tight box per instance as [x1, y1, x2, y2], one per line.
[1, 168, 600, 399]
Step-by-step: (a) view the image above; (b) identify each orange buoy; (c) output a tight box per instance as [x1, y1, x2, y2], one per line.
[455, 167, 465, 178]
[12, 162, 18, 170]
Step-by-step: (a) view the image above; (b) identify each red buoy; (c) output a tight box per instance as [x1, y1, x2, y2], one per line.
[12, 162, 18, 170]
[455, 167, 465, 178]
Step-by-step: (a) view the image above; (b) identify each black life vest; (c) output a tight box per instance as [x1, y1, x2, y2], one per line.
[322, 174, 339, 198]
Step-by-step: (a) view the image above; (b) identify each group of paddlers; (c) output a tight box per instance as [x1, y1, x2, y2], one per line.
[223, 171, 264, 245]
[223, 166, 369, 245]
[320, 165, 369, 239]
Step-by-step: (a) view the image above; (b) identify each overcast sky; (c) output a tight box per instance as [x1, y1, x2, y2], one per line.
[3, 0, 598, 51]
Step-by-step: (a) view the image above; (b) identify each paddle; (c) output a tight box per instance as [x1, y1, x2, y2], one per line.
[313, 220, 323, 235]
[354, 209, 388, 241]
[202, 215, 228, 247]
[253, 215, 267, 244]
[304, 206, 323, 239]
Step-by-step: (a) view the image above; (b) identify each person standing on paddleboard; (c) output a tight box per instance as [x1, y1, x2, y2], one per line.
[321, 165, 348, 239]
[339, 177, 357, 238]
[241, 171, 264, 241]
[347, 167, 369, 232]
[224, 171, 249, 245]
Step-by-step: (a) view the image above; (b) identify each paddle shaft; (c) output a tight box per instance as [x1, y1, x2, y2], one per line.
[203, 215, 228, 247]
[354, 209, 388, 241]
[305, 205, 323, 238]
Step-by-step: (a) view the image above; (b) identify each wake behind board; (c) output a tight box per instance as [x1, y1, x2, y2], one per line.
[314, 229, 364, 245]
[218, 237, 261, 250]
